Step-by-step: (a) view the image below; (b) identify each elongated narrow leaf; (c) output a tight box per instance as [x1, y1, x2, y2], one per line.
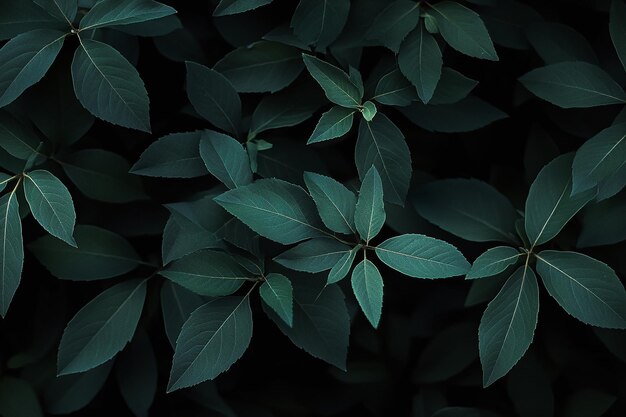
[160, 281, 204, 348]
[214, 178, 324, 244]
[525, 153, 595, 248]
[398, 22, 442, 104]
[366, 1, 421, 52]
[260, 273, 293, 326]
[466, 246, 523, 280]
[327, 246, 359, 284]
[213, 0, 272, 16]
[373, 68, 418, 107]
[199, 130, 252, 189]
[0, 193, 22, 317]
[167, 296, 253, 391]
[479, 264, 539, 387]
[375, 234, 469, 278]
[308, 106, 355, 144]
[24, 170, 76, 247]
[355, 114, 412, 205]
[577, 193, 626, 248]
[351, 258, 384, 328]
[34, 0, 77, 23]
[536, 251, 626, 328]
[186, 62, 241, 135]
[159, 250, 250, 296]
[413, 179, 519, 243]
[72, 39, 150, 132]
[302, 54, 362, 108]
[0, 30, 65, 108]
[304, 172, 356, 234]
[610, 0, 626, 72]
[355, 166, 385, 242]
[274, 238, 352, 273]
[519, 62, 626, 108]
[429, 1, 498, 60]
[79, 0, 176, 30]
[58, 279, 147, 375]
[131, 131, 207, 178]
[290, 0, 350, 49]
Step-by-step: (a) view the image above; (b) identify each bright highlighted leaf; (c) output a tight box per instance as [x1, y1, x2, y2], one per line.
[361, 101, 377, 121]
[328, 246, 359, 284]
[398, 22, 442, 104]
[79, 0, 176, 31]
[302, 54, 362, 108]
[466, 246, 523, 280]
[351, 258, 384, 328]
[274, 238, 352, 273]
[199, 130, 252, 189]
[304, 172, 356, 234]
[0, 193, 23, 318]
[355, 166, 385, 242]
[260, 273, 293, 326]
[308, 106, 355, 144]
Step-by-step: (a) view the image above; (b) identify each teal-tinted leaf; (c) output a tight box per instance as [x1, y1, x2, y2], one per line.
[111, 13, 180, 36]
[355, 166, 385, 242]
[479, 264, 539, 386]
[302, 54, 362, 108]
[186, 62, 241, 135]
[519, 62, 626, 108]
[572, 122, 626, 194]
[355, 114, 412, 205]
[0, 376, 43, 417]
[413, 179, 519, 243]
[24, 170, 76, 246]
[375, 234, 470, 278]
[79, 0, 176, 30]
[304, 171, 356, 234]
[167, 296, 253, 391]
[361, 100, 377, 121]
[398, 22, 442, 104]
[0, 0, 66, 40]
[160, 281, 204, 348]
[328, 246, 359, 284]
[525, 153, 595, 248]
[366, 1, 421, 52]
[307, 106, 355, 144]
[373, 68, 418, 107]
[0, 174, 11, 193]
[274, 238, 352, 273]
[58, 279, 147, 375]
[199, 130, 252, 189]
[0, 30, 65, 108]
[0, 193, 22, 318]
[213, 0, 272, 16]
[536, 250, 626, 328]
[214, 178, 324, 244]
[290, 0, 350, 49]
[72, 39, 150, 131]
[159, 250, 250, 296]
[130, 131, 207, 178]
[29, 225, 141, 280]
[351, 258, 383, 328]
[0, 111, 41, 162]
[263, 276, 349, 370]
[596, 162, 626, 201]
[429, 1, 498, 60]
[349, 66, 364, 99]
[577, 192, 626, 248]
[526, 22, 598, 64]
[34, 0, 77, 24]
[610, 0, 626, 72]
[214, 41, 303, 93]
[429, 67, 478, 105]
[260, 273, 293, 326]
[466, 246, 523, 280]
[59, 149, 147, 203]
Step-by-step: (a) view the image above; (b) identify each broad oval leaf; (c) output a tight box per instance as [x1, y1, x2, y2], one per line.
[375, 234, 470, 278]
[351, 258, 384, 328]
[466, 246, 523, 280]
[304, 171, 356, 234]
[79, 0, 177, 31]
[302, 54, 362, 108]
[213, 0, 272, 16]
[0, 192, 23, 317]
[260, 273, 293, 327]
[274, 238, 352, 273]
[355, 166, 385, 242]
[199, 130, 252, 189]
[307, 106, 355, 144]
[290, 0, 350, 49]
[160, 281, 204, 348]
[57, 278, 147, 375]
[366, 0, 421, 52]
[398, 22, 442, 104]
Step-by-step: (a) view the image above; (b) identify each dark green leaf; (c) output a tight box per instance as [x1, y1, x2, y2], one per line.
[0, 111, 41, 162]
[0, 376, 43, 417]
[526, 22, 598, 64]
[351, 258, 383, 328]
[160, 281, 204, 349]
[213, 0, 273, 16]
[290, 0, 350, 49]
[34, 0, 77, 24]
[0, 0, 66, 40]
[260, 273, 293, 326]
[274, 238, 352, 273]
[327, 246, 359, 284]
[355, 166, 385, 242]
[0, 192, 22, 318]
[398, 22, 442, 104]
[302, 54, 362, 108]
[373, 68, 418, 107]
[79, 0, 176, 30]
[307, 106, 355, 144]
[610, 0, 626, 72]
[429, 67, 478, 105]
[199, 130, 252, 189]
[577, 192, 626, 248]
[466, 246, 523, 280]
[304, 171, 356, 234]
[366, 1, 420, 52]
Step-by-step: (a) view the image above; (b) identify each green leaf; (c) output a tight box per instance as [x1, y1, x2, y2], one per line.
[186, 62, 241, 135]
[130, 131, 207, 178]
[160, 281, 204, 349]
[577, 193, 626, 248]
[466, 246, 523, 280]
[167, 296, 253, 391]
[214, 178, 324, 245]
[535, 250, 626, 328]
[375, 234, 470, 278]
[304, 171, 356, 234]
[413, 178, 519, 243]
[302, 54, 362, 108]
[290, 0, 350, 49]
[199, 130, 252, 189]
[58, 279, 147, 375]
[479, 264, 539, 386]
[0, 29, 65, 108]
[361, 100, 377, 121]
[274, 238, 352, 273]
[525, 153, 595, 248]
[327, 246, 359, 284]
[214, 41, 303, 93]
[29, 225, 142, 280]
[159, 250, 250, 296]
[0, 0, 67, 40]
[571, 122, 626, 194]
[519, 62, 626, 108]
[0, 111, 41, 162]
[373, 68, 418, 107]
[355, 166, 385, 242]
[610, 0, 626, 72]
[0, 377, 43, 417]
[307, 106, 355, 144]
[366, 1, 421, 52]
[351, 258, 383, 328]
[59, 149, 147, 203]
[72, 39, 150, 132]
[526, 22, 598, 64]
[260, 273, 293, 327]
[213, 0, 272, 16]
[24, 170, 76, 246]
[79, 0, 176, 30]
[429, 1, 498, 60]
[398, 22, 442, 104]
[429, 67, 478, 105]
[0, 192, 22, 318]
[355, 114, 412, 205]
[34, 0, 77, 24]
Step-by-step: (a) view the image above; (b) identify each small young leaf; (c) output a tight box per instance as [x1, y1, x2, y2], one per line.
[199, 130, 252, 189]
[366, 1, 421, 52]
[79, 0, 176, 31]
[307, 106, 355, 144]
[304, 171, 356, 234]
[302, 54, 362, 108]
[260, 273, 293, 326]
[213, 0, 273, 16]
[610, 0, 626, 72]
[398, 22, 442, 104]
[361, 100, 377, 121]
[131, 131, 207, 178]
[466, 246, 523, 280]
[355, 166, 385, 242]
[274, 238, 352, 273]
[290, 0, 350, 49]
[0, 193, 22, 318]
[351, 258, 384, 328]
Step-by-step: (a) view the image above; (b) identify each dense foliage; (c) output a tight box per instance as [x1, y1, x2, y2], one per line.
[1, 0, 626, 416]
